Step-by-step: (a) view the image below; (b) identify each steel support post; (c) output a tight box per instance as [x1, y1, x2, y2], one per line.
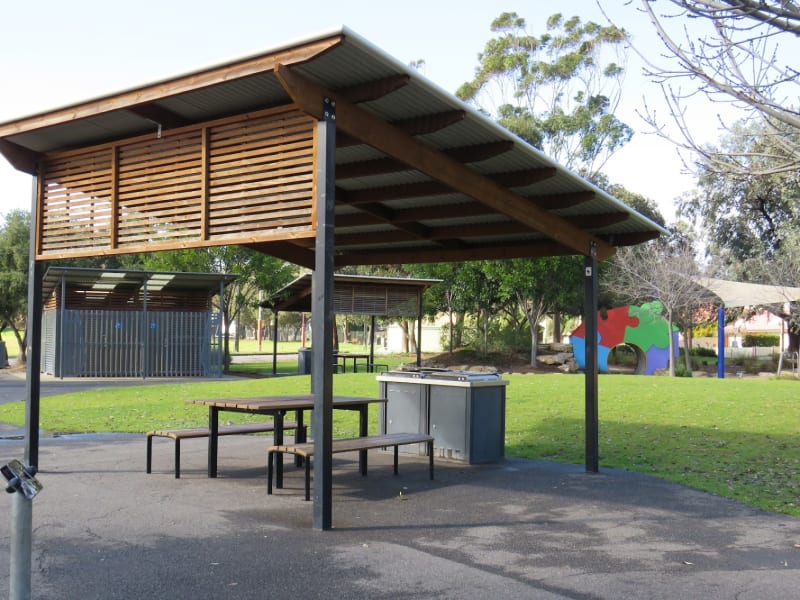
[584, 244, 599, 473]
[15, 168, 41, 600]
[312, 97, 336, 530]
[717, 306, 725, 379]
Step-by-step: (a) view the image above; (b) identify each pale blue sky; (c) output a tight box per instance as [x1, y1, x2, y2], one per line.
[0, 0, 728, 223]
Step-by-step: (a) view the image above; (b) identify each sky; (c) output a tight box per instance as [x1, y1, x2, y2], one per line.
[0, 0, 735, 225]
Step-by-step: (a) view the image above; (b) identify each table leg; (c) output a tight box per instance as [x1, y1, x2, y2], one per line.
[294, 409, 304, 467]
[275, 410, 285, 488]
[208, 406, 219, 478]
[358, 405, 368, 475]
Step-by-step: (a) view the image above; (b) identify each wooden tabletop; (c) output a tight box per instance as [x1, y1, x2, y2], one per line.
[188, 395, 385, 411]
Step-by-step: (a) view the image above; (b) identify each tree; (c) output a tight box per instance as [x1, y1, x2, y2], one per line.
[623, 0, 800, 176]
[136, 246, 297, 370]
[487, 257, 584, 365]
[603, 233, 715, 375]
[458, 12, 632, 178]
[678, 119, 800, 263]
[0, 210, 30, 362]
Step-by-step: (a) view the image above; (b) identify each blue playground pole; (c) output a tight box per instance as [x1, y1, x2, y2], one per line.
[717, 306, 725, 379]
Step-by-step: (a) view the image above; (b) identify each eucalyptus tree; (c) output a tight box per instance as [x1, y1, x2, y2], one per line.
[678, 119, 800, 264]
[457, 11, 632, 178]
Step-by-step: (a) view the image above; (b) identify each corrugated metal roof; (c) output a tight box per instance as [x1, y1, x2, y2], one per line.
[0, 26, 666, 266]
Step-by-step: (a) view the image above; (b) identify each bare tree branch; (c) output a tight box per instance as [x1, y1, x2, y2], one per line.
[602, 0, 800, 176]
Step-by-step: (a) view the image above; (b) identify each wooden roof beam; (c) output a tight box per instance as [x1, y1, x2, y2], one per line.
[242, 241, 315, 270]
[337, 141, 516, 180]
[336, 74, 411, 103]
[338, 168, 557, 205]
[126, 103, 191, 130]
[275, 64, 614, 258]
[531, 191, 596, 210]
[335, 239, 575, 266]
[0, 139, 41, 175]
[336, 110, 466, 148]
[336, 201, 493, 228]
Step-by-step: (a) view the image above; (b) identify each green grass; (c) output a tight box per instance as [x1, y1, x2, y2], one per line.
[1, 330, 20, 358]
[0, 373, 797, 517]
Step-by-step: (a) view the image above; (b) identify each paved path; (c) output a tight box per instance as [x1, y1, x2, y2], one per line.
[1, 434, 797, 599]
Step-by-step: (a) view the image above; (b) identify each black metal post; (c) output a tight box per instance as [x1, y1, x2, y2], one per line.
[584, 243, 599, 473]
[25, 176, 42, 470]
[272, 310, 279, 376]
[369, 315, 376, 368]
[311, 97, 336, 530]
[416, 290, 423, 367]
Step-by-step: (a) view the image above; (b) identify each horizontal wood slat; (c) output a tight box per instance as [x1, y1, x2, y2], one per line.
[207, 108, 314, 241]
[37, 105, 316, 259]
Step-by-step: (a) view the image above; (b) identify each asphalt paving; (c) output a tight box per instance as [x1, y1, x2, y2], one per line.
[0, 367, 798, 599]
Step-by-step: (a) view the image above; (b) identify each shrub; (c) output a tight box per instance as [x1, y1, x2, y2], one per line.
[674, 363, 693, 377]
[742, 334, 779, 348]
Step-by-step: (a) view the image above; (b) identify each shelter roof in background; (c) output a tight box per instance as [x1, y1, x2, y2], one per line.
[42, 267, 237, 302]
[0, 27, 666, 266]
[263, 273, 440, 316]
[696, 277, 800, 308]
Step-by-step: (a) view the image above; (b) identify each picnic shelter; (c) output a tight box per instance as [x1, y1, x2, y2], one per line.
[0, 27, 666, 530]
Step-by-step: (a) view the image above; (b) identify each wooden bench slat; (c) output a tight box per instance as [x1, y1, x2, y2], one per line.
[147, 421, 304, 478]
[267, 433, 434, 500]
[148, 421, 297, 440]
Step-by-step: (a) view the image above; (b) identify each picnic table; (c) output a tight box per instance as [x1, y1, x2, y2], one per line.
[187, 395, 386, 486]
[334, 352, 370, 373]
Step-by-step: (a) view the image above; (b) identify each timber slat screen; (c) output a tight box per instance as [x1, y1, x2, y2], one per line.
[37, 105, 316, 259]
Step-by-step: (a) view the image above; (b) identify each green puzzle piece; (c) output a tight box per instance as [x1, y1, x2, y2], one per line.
[625, 301, 676, 350]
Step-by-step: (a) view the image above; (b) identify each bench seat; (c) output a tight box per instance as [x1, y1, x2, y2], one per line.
[267, 432, 434, 500]
[147, 421, 304, 478]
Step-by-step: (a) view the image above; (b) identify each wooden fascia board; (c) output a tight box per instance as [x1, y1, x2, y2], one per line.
[274, 64, 614, 259]
[0, 36, 343, 139]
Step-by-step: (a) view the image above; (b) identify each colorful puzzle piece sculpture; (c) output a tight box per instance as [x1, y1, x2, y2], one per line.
[570, 302, 679, 375]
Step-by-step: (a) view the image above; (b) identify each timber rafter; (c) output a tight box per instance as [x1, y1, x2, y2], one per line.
[274, 64, 615, 259]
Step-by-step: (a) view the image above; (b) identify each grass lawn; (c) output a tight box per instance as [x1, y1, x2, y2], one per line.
[0, 373, 797, 517]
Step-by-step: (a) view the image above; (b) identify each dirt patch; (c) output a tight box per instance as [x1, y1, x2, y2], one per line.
[420, 351, 567, 375]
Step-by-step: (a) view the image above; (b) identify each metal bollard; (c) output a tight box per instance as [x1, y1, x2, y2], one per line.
[3, 460, 43, 600]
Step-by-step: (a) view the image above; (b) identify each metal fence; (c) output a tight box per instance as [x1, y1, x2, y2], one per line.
[42, 309, 217, 377]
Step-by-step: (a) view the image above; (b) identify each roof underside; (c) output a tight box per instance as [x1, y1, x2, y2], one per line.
[0, 27, 666, 267]
[41, 267, 237, 301]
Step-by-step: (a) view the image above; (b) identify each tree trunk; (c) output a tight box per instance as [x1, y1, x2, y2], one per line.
[683, 327, 692, 372]
[552, 311, 562, 344]
[12, 325, 26, 364]
[399, 321, 409, 353]
[447, 310, 454, 353]
[667, 311, 675, 376]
